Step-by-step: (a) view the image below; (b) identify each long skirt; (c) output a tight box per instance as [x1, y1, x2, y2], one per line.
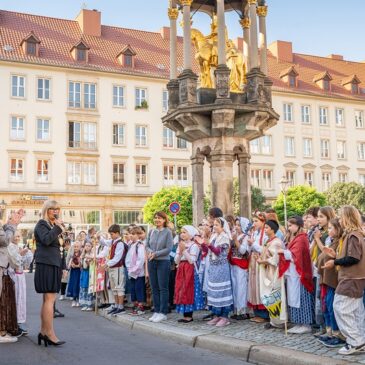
[207, 259, 233, 315]
[0, 274, 18, 335]
[231, 265, 248, 314]
[79, 269, 94, 307]
[67, 268, 81, 299]
[14, 272, 27, 324]
[288, 284, 314, 325]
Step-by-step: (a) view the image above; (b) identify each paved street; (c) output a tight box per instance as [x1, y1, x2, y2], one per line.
[0, 273, 249, 365]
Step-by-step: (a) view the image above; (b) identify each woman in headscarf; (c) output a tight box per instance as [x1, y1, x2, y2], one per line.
[174, 225, 204, 323]
[203, 217, 233, 327]
[229, 217, 251, 320]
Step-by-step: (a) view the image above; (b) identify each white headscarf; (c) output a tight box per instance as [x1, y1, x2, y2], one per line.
[238, 217, 250, 234]
[182, 225, 199, 240]
[216, 217, 232, 240]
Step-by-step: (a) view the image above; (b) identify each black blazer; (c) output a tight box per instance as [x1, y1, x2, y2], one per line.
[34, 219, 63, 267]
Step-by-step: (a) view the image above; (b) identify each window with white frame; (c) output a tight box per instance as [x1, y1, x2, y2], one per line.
[286, 170, 296, 187]
[322, 172, 332, 191]
[163, 165, 175, 186]
[163, 127, 174, 148]
[335, 108, 344, 127]
[136, 164, 147, 185]
[301, 105, 311, 124]
[304, 171, 314, 187]
[358, 142, 365, 160]
[67, 161, 81, 184]
[262, 170, 273, 189]
[135, 125, 147, 147]
[250, 139, 259, 154]
[10, 116, 25, 140]
[135, 88, 147, 107]
[319, 107, 329, 125]
[84, 83, 96, 109]
[359, 174, 365, 187]
[36, 118, 50, 142]
[320, 139, 330, 158]
[83, 162, 97, 185]
[303, 138, 312, 157]
[83, 122, 97, 149]
[355, 110, 364, 128]
[250, 169, 260, 188]
[113, 163, 125, 185]
[250, 169, 273, 189]
[11, 75, 25, 98]
[177, 137, 187, 149]
[68, 81, 81, 108]
[37, 78, 50, 100]
[113, 85, 125, 107]
[250, 136, 272, 155]
[285, 137, 295, 156]
[336, 141, 346, 159]
[68, 122, 96, 149]
[338, 172, 347, 183]
[283, 103, 293, 122]
[113, 123, 125, 145]
[162, 90, 168, 112]
[10, 158, 24, 182]
[177, 166, 188, 186]
[36, 159, 49, 183]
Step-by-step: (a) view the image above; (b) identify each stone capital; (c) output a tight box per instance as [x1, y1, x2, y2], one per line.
[209, 152, 235, 163]
[168, 7, 179, 20]
[180, 0, 193, 6]
[248, 0, 257, 5]
[191, 155, 205, 165]
[257, 5, 268, 17]
[237, 152, 251, 164]
[240, 17, 251, 29]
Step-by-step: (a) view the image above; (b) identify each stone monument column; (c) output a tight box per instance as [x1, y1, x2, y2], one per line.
[191, 154, 205, 225]
[248, 0, 259, 70]
[209, 152, 234, 215]
[240, 17, 251, 74]
[181, 0, 193, 70]
[257, 5, 268, 75]
[237, 152, 251, 217]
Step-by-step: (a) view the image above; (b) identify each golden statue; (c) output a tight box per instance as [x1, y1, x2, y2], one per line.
[191, 14, 246, 91]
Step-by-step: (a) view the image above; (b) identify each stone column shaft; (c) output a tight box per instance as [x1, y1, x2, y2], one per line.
[257, 6, 268, 75]
[191, 155, 205, 226]
[248, 0, 259, 69]
[238, 153, 251, 218]
[168, 6, 179, 79]
[217, 0, 226, 65]
[240, 17, 251, 73]
[182, 0, 193, 70]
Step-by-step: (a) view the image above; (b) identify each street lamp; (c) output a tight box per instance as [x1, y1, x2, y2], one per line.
[279, 176, 289, 227]
[0, 199, 7, 222]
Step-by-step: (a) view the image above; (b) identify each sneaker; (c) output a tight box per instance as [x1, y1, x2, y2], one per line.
[338, 343, 365, 355]
[149, 313, 159, 321]
[313, 328, 327, 338]
[75, 302, 80, 307]
[59, 295, 65, 301]
[113, 308, 126, 316]
[54, 310, 65, 318]
[71, 301, 76, 307]
[291, 325, 312, 334]
[107, 307, 118, 315]
[86, 307, 94, 311]
[250, 316, 267, 323]
[13, 328, 25, 337]
[18, 327, 28, 336]
[153, 313, 167, 323]
[324, 337, 346, 348]
[81, 306, 88, 311]
[230, 314, 238, 320]
[207, 317, 221, 325]
[216, 318, 230, 327]
[317, 334, 332, 345]
[0, 334, 18, 343]
[287, 325, 304, 334]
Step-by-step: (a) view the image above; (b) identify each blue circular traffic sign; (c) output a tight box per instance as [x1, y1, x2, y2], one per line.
[169, 202, 181, 215]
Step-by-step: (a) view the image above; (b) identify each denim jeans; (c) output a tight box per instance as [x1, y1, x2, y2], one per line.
[148, 260, 170, 315]
[323, 286, 339, 331]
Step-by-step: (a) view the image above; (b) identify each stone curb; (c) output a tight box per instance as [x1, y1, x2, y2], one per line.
[98, 310, 352, 365]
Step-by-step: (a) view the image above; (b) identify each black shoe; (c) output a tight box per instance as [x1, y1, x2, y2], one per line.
[107, 307, 118, 315]
[38, 333, 47, 347]
[44, 335, 66, 346]
[54, 310, 65, 318]
[113, 308, 126, 315]
[13, 328, 25, 337]
[98, 303, 109, 309]
[18, 327, 28, 336]
[202, 313, 214, 321]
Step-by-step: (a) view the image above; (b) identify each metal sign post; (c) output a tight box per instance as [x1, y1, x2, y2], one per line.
[169, 201, 181, 228]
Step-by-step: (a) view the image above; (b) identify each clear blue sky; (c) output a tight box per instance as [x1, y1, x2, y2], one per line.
[1, 0, 364, 61]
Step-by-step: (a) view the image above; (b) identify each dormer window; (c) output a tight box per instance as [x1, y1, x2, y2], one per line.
[20, 32, 41, 57]
[342, 74, 361, 94]
[117, 45, 137, 68]
[313, 71, 332, 91]
[70, 39, 90, 62]
[280, 66, 298, 87]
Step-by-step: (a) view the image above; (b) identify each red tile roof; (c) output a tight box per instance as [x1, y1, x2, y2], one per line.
[1, 9, 365, 101]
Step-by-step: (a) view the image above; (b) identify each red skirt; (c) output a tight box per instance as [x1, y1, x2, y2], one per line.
[174, 261, 194, 305]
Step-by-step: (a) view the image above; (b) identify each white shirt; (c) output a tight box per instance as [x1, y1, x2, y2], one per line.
[105, 238, 125, 268]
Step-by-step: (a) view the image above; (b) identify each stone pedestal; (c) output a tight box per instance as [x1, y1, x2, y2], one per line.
[191, 154, 205, 225]
[246, 67, 266, 104]
[238, 153, 251, 218]
[214, 64, 232, 103]
[167, 79, 179, 110]
[178, 69, 198, 105]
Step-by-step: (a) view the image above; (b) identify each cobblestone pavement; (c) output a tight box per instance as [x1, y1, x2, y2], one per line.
[126, 309, 365, 364]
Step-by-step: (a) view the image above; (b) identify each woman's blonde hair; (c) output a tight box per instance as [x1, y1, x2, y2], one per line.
[41, 200, 60, 220]
[340, 205, 363, 233]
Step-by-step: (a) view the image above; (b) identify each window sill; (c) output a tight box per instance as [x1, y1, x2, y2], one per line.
[10, 139, 26, 142]
[36, 140, 52, 144]
[112, 144, 126, 148]
[36, 98, 52, 103]
[10, 96, 26, 100]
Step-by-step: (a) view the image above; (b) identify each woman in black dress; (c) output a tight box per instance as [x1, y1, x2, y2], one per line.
[34, 200, 65, 346]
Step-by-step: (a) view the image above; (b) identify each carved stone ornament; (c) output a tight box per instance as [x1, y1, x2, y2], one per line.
[256, 6, 268, 17]
[167, 79, 180, 110]
[215, 65, 231, 100]
[168, 7, 179, 20]
[178, 70, 198, 104]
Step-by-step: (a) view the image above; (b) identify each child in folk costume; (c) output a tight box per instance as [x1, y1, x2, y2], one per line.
[257, 220, 286, 329]
[125, 226, 146, 315]
[79, 241, 95, 311]
[229, 217, 251, 320]
[280, 216, 314, 334]
[7, 230, 33, 333]
[66, 241, 82, 307]
[174, 225, 204, 323]
[203, 218, 233, 327]
[317, 218, 345, 348]
[321, 206, 365, 356]
[247, 211, 269, 323]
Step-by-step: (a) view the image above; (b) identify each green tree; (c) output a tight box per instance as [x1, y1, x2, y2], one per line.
[325, 182, 365, 212]
[273, 185, 327, 223]
[251, 186, 269, 212]
[143, 186, 193, 228]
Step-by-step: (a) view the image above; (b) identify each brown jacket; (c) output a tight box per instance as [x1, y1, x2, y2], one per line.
[317, 238, 339, 289]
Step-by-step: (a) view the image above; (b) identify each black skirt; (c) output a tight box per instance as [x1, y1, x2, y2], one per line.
[34, 263, 61, 293]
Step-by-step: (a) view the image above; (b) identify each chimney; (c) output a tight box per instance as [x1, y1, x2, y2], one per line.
[268, 40, 293, 63]
[327, 54, 343, 61]
[234, 37, 243, 52]
[160, 26, 170, 40]
[76, 9, 101, 37]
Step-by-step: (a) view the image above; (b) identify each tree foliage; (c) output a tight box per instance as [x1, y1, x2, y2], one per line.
[143, 186, 193, 228]
[273, 185, 327, 223]
[325, 182, 365, 212]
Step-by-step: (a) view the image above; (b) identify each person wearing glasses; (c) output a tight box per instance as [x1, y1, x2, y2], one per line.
[34, 200, 65, 346]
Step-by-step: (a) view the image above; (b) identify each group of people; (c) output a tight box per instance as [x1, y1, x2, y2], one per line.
[1, 199, 365, 357]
